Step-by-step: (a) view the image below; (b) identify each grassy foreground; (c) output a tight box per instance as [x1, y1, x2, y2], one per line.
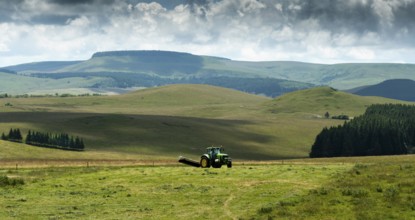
[1, 155, 414, 219]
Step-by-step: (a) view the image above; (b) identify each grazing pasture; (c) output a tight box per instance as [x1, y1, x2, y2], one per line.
[1, 155, 414, 219]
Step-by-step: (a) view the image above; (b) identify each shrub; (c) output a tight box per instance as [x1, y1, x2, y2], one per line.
[309, 187, 330, 195]
[341, 188, 369, 198]
[384, 186, 400, 201]
[0, 176, 25, 187]
[258, 206, 273, 214]
[375, 185, 383, 193]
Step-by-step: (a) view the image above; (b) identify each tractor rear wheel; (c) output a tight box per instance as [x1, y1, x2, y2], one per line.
[200, 157, 210, 168]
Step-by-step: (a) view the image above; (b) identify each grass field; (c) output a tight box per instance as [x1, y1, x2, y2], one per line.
[0, 155, 414, 219]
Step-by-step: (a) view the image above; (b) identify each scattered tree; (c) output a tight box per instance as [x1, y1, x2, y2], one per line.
[324, 112, 330, 119]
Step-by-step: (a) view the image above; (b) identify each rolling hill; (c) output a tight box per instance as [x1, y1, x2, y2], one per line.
[350, 79, 415, 101]
[0, 84, 409, 161]
[265, 86, 408, 116]
[4, 50, 415, 97]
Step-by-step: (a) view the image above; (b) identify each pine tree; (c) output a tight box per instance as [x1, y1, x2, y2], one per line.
[79, 138, 85, 150]
[69, 136, 75, 149]
[7, 128, 22, 142]
[15, 129, 22, 142]
[26, 130, 32, 144]
[1, 132, 6, 140]
[324, 112, 330, 119]
[8, 128, 13, 140]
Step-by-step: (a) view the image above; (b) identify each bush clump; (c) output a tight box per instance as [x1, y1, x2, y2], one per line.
[0, 176, 25, 187]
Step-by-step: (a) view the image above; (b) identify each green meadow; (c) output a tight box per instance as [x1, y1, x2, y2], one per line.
[1, 155, 414, 219]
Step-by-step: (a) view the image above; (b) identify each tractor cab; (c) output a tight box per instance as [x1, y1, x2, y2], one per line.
[207, 147, 223, 158]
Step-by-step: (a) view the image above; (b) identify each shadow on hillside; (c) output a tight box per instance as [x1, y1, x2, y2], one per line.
[0, 112, 278, 160]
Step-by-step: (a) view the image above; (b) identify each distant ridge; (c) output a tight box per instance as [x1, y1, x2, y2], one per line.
[5, 61, 82, 73]
[352, 79, 415, 101]
[0, 68, 16, 74]
[91, 50, 195, 58]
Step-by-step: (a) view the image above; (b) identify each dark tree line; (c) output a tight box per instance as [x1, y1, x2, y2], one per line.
[310, 104, 415, 158]
[26, 130, 85, 151]
[1, 128, 85, 151]
[1, 129, 23, 143]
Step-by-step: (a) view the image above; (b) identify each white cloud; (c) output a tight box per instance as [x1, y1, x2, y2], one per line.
[347, 47, 376, 60]
[275, 3, 283, 12]
[288, 3, 302, 12]
[239, 0, 266, 13]
[371, 0, 396, 27]
[0, 43, 9, 52]
[135, 2, 166, 15]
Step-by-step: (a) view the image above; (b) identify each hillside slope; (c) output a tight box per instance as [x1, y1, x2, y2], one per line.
[351, 79, 415, 101]
[265, 86, 408, 116]
[0, 85, 277, 160]
[0, 85, 411, 160]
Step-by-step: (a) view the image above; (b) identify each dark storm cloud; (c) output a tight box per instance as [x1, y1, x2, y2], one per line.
[294, 0, 380, 33]
[47, 0, 115, 5]
[48, 0, 95, 4]
[0, 0, 23, 22]
[293, 0, 415, 46]
[302, 0, 415, 34]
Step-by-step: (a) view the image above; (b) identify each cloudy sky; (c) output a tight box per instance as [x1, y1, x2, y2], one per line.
[1, 0, 415, 66]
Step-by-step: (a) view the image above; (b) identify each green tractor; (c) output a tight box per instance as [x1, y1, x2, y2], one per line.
[200, 147, 232, 168]
[178, 146, 232, 168]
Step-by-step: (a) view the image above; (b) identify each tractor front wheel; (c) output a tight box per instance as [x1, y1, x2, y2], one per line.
[227, 161, 232, 168]
[200, 157, 210, 168]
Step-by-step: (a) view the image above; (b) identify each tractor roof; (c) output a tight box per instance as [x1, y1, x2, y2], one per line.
[206, 146, 224, 150]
